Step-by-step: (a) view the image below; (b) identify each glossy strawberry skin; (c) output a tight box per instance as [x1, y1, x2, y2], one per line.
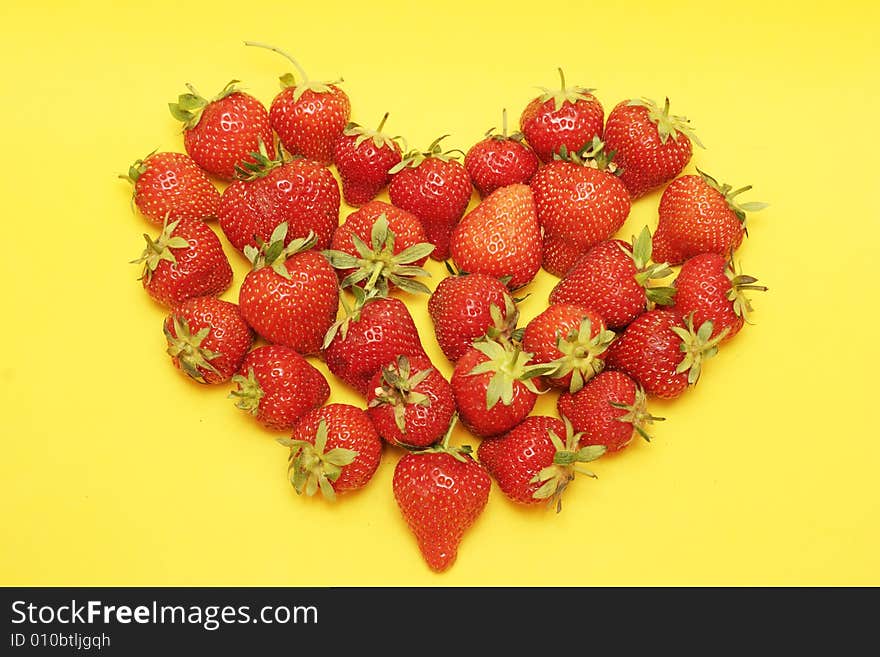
[557, 370, 639, 452]
[673, 253, 743, 341]
[334, 134, 402, 206]
[520, 96, 604, 163]
[130, 152, 220, 225]
[393, 450, 490, 572]
[464, 137, 539, 198]
[270, 86, 351, 165]
[541, 235, 587, 279]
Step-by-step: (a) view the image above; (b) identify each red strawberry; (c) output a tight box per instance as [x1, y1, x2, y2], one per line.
[388, 137, 473, 261]
[477, 416, 604, 511]
[653, 170, 769, 265]
[120, 151, 220, 226]
[520, 69, 604, 163]
[280, 404, 382, 500]
[230, 345, 330, 431]
[521, 303, 614, 393]
[333, 113, 403, 206]
[393, 422, 490, 572]
[218, 145, 340, 253]
[605, 310, 727, 399]
[549, 227, 675, 329]
[238, 225, 340, 355]
[603, 97, 703, 199]
[367, 354, 456, 448]
[245, 42, 350, 165]
[449, 183, 542, 290]
[673, 253, 767, 342]
[163, 297, 253, 384]
[557, 370, 663, 453]
[169, 81, 274, 181]
[465, 109, 539, 197]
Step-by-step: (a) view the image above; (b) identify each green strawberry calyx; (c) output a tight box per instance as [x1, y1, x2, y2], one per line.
[537, 68, 596, 112]
[234, 138, 284, 181]
[278, 420, 358, 502]
[118, 150, 158, 186]
[484, 108, 527, 143]
[547, 317, 616, 393]
[322, 286, 383, 349]
[402, 414, 475, 463]
[553, 137, 619, 174]
[344, 113, 403, 151]
[228, 367, 264, 416]
[627, 97, 705, 148]
[484, 294, 523, 345]
[244, 41, 343, 102]
[367, 355, 434, 435]
[169, 80, 241, 131]
[696, 168, 769, 228]
[725, 257, 768, 322]
[671, 313, 730, 385]
[467, 340, 556, 410]
[163, 314, 221, 383]
[388, 135, 464, 174]
[130, 215, 190, 284]
[623, 226, 676, 307]
[244, 222, 318, 278]
[610, 386, 665, 443]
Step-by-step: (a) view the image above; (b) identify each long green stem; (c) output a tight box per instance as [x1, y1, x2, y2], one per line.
[244, 41, 309, 82]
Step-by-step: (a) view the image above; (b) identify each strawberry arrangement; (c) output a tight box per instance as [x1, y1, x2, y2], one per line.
[121, 44, 768, 573]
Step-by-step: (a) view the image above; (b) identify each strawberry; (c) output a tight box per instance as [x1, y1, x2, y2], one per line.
[230, 345, 330, 431]
[477, 416, 604, 511]
[388, 136, 473, 261]
[653, 170, 769, 265]
[169, 81, 274, 181]
[449, 183, 542, 290]
[280, 404, 382, 500]
[238, 225, 339, 355]
[673, 253, 767, 342]
[603, 97, 703, 199]
[605, 310, 727, 399]
[520, 69, 604, 163]
[367, 354, 456, 449]
[120, 151, 220, 226]
[465, 109, 539, 197]
[393, 421, 490, 572]
[163, 297, 253, 384]
[245, 42, 350, 165]
[218, 143, 340, 253]
[557, 370, 663, 453]
[521, 303, 615, 393]
[333, 113, 403, 206]
[549, 227, 675, 329]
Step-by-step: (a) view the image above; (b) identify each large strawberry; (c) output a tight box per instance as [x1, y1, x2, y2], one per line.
[388, 136, 473, 261]
[653, 170, 769, 265]
[603, 97, 703, 199]
[520, 69, 604, 163]
[238, 225, 339, 355]
[230, 345, 330, 431]
[163, 297, 253, 384]
[333, 113, 403, 206]
[449, 183, 542, 290]
[245, 42, 350, 165]
[169, 81, 274, 181]
[465, 109, 539, 197]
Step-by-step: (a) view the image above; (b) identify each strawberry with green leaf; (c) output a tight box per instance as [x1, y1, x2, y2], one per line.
[334, 113, 403, 206]
[465, 109, 539, 197]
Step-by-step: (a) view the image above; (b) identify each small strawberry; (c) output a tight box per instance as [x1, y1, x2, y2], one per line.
[163, 297, 253, 384]
[245, 41, 350, 165]
[367, 354, 456, 449]
[603, 97, 703, 199]
[169, 81, 274, 181]
[449, 183, 542, 290]
[238, 225, 340, 355]
[280, 404, 382, 500]
[229, 345, 330, 431]
[465, 109, 539, 197]
[605, 310, 727, 399]
[477, 416, 605, 511]
[557, 370, 664, 453]
[520, 69, 604, 163]
[333, 113, 403, 206]
[388, 136, 473, 261]
[120, 151, 220, 226]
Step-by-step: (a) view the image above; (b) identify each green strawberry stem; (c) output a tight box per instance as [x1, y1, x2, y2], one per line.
[130, 215, 190, 283]
[627, 97, 704, 148]
[672, 313, 730, 385]
[164, 315, 221, 383]
[229, 368, 264, 416]
[399, 415, 473, 462]
[467, 340, 556, 410]
[696, 168, 769, 227]
[537, 68, 596, 112]
[244, 41, 341, 100]
[389, 135, 462, 173]
[626, 226, 676, 307]
[322, 286, 382, 349]
[367, 355, 433, 434]
[547, 317, 616, 393]
[243, 222, 318, 279]
[278, 420, 358, 502]
[726, 258, 768, 321]
[553, 138, 618, 173]
[610, 386, 665, 442]
[169, 80, 240, 130]
[234, 138, 283, 180]
[531, 417, 606, 512]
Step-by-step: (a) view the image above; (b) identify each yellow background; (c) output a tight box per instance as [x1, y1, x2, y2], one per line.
[2, 0, 878, 586]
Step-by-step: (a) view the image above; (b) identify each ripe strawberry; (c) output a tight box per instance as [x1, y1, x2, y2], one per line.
[449, 183, 542, 290]
[605, 310, 727, 399]
[367, 354, 456, 448]
[238, 225, 339, 355]
[557, 370, 663, 453]
[120, 151, 220, 226]
[131, 216, 232, 307]
[465, 109, 539, 197]
[280, 404, 382, 500]
[163, 297, 253, 384]
[333, 113, 403, 206]
[653, 170, 769, 265]
[217, 143, 340, 252]
[245, 42, 350, 165]
[477, 416, 604, 511]
[388, 137, 473, 261]
[673, 253, 767, 342]
[521, 303, 615, 393]
[549, 227, 676, 329]
[520, 69, 604, 163]
[169, 81, 274, 181]
[230, 345, 330, 431]
[603, 97, 703, 199]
